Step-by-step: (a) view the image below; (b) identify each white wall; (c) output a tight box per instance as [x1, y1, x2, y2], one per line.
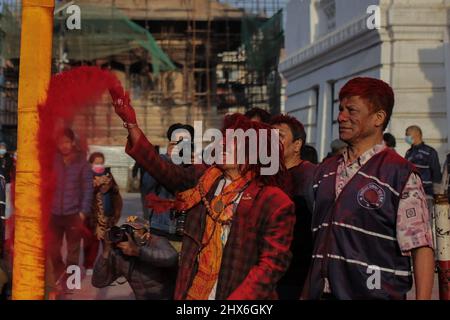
[285, 0, 313, 55]
[335, 0, 379, 29]
[281, 0, 450, 162]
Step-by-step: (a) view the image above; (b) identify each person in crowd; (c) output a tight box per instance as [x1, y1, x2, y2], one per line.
[437, 152, 450, 203]
[0, 259, 8, 300]
[0, 173, 8, 300]
[405, 126, 442, 198]
[405, 125, 442, 249]
[109, 82, 295, 300]
[49, 128, 93, 284]
[302, 145, 319, 165]
[270, 114, 317, 299]
[0, 142, 13, 220]
[302, 77, 434, 300]
[383, 132, 397, 150]
[83, 152, 122, 275]
[434, 153, 450, 223]
[244, 107, 271, 123]
[323, 139, 348, 161]
[92, 216, 178, 300]
[132, 146, 159, 220]
[143, 124, 194, 239]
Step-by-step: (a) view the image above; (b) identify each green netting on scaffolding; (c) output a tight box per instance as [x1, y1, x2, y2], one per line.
[241, 9, 284, 75]
[0, 3, 175, 76]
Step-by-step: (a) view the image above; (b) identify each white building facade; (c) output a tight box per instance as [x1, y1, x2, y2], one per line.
[279, 0, 450, 162]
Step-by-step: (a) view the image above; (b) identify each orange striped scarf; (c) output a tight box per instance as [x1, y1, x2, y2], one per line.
[146, 167, 253, 300]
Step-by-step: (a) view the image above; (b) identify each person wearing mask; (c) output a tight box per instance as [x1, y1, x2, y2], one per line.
[83, 152, 122, 275]
[405, 125, 442, 248]
[139, 124, 194, 240]
[405, 126, 442, 198]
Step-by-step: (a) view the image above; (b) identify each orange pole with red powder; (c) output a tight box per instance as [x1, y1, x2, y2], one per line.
[12, 0, 55, 300]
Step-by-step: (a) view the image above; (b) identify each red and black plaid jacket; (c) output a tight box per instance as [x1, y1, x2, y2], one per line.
[126, 133, 295, 300]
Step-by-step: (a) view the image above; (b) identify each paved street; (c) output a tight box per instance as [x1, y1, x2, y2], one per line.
[66, 193, 440, 300]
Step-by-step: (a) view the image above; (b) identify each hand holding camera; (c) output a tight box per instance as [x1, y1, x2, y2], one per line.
[105, 224, 141, 257]
[116, 233, 140, 257]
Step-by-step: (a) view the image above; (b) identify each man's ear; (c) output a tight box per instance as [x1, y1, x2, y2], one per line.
[294, 139, 303, 154]
[374, 109, 387, 128]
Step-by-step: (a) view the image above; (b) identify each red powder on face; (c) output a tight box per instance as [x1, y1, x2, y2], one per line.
[37, 66, 120, 257]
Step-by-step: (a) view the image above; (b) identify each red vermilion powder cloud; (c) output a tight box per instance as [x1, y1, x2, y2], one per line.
[37, 66, 121, 255]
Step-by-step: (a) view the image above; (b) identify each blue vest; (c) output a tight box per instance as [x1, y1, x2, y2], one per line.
[405, 143, 439, 196]
[303, 148, 416, 300]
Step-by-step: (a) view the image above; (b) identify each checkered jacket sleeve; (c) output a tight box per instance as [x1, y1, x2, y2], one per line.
[227, 188, 296, 300]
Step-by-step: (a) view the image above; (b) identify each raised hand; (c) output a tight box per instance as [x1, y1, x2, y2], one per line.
[108, 77, 126, 103]
[108, 80, 137, 125]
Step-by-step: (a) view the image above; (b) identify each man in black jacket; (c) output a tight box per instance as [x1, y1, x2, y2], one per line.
[92, 216, 178, 300]
[271, 114, 317, 299]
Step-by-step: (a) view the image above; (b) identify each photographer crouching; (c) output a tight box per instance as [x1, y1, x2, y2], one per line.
[91, 216, 178, 300]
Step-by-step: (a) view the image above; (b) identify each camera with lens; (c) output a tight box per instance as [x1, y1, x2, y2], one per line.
[105, 224, 135, 244]
[170, 210, 186, 236]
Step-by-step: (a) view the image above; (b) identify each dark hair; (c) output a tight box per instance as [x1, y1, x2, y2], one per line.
[302, 145, 318, 164]
[222, 113, 287, 188]
[270, 114, 307, 142]
[89, 152, 105, 163]
[244, 107, 271, 124]
[166, 123, 194, 141]
[339, 77, 394, 130]
[383, 133, 396, 148]
[62, 128, 76, 141]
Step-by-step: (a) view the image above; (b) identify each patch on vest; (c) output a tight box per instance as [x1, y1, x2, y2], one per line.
[406, 208, 416, 218]
[357, 183, 386, 210]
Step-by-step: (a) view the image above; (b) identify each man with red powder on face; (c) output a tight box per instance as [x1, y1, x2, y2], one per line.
[302, 77, 435, 300]
[109, 84, 295, 300]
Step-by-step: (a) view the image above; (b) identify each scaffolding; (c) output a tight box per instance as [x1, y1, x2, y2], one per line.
[0, 0, 286, 149]
[0, 2, 21, 149]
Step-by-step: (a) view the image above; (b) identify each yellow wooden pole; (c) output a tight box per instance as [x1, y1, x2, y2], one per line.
[12, 0, 55, 300]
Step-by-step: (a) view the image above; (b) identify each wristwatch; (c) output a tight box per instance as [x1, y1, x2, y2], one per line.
[123, 122, 138, 129]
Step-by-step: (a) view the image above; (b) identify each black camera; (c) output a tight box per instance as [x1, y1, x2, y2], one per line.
[105, 224, 134, 244]
[170, 210, 187, 236]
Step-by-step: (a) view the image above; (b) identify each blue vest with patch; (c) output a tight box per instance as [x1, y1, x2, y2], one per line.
[303, 148, 416, 300]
